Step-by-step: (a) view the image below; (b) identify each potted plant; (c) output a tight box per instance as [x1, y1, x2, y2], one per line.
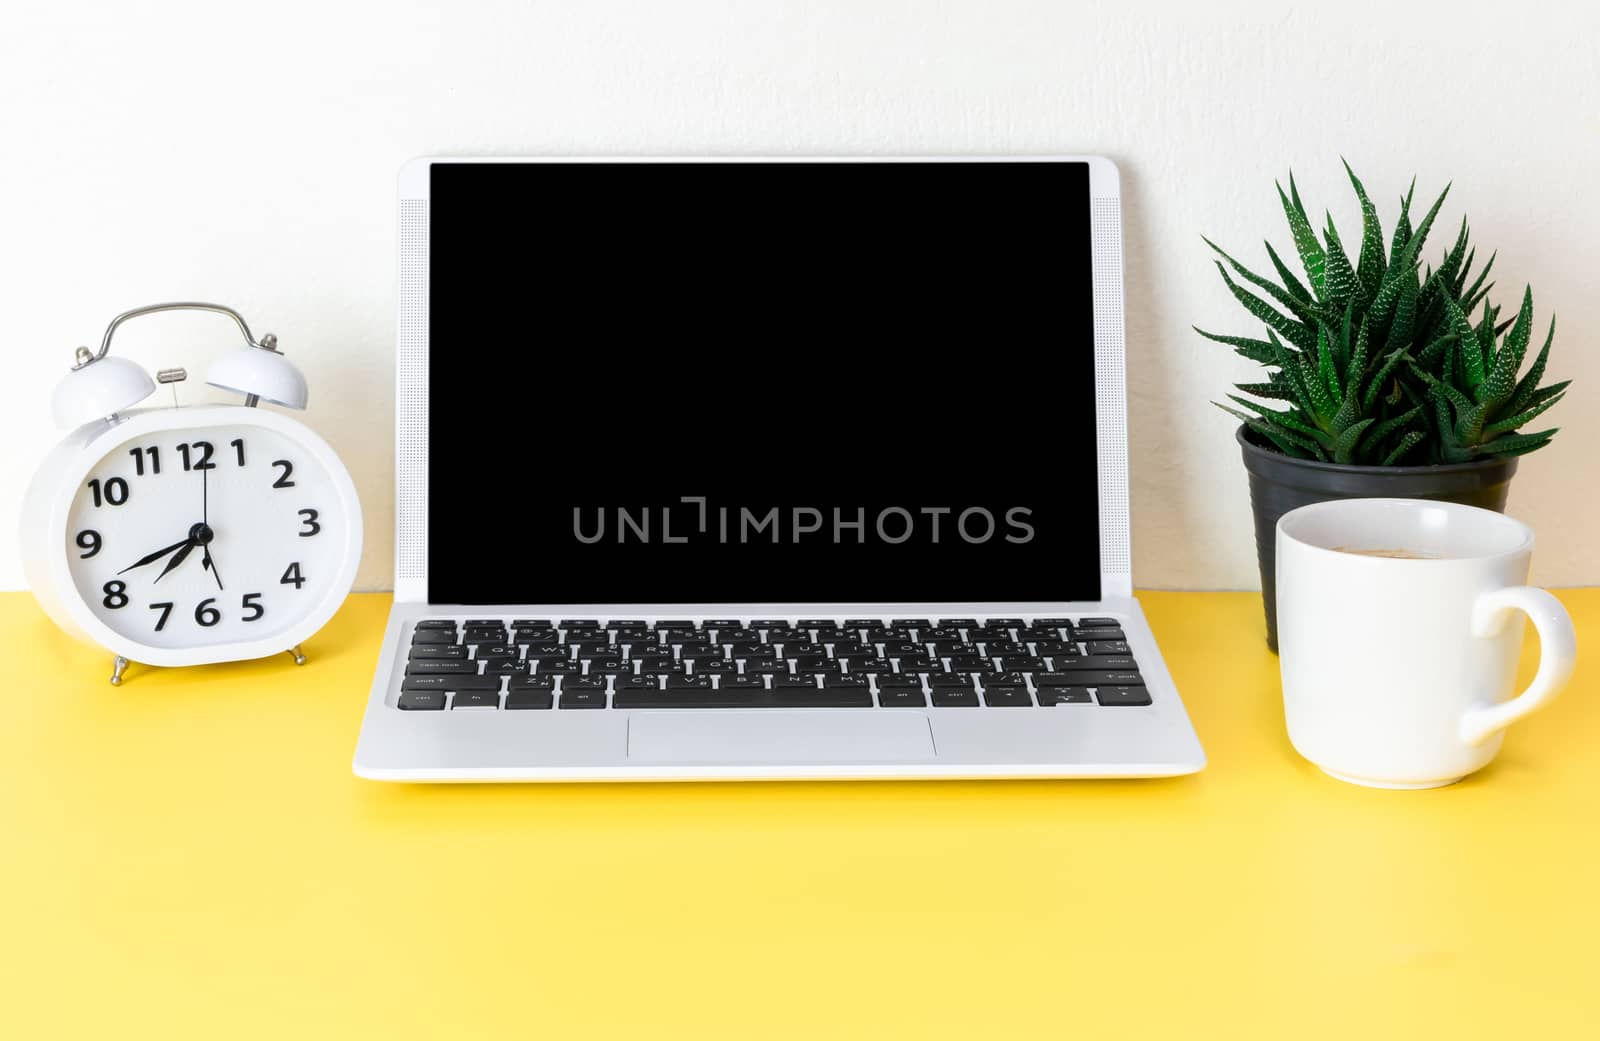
[1200, 163, 1569, 650]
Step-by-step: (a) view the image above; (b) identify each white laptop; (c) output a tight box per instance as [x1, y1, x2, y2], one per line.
[352, 155, 1206, 782]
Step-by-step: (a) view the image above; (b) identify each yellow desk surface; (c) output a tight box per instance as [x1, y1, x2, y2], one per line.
[2, 590, 1595, 1040]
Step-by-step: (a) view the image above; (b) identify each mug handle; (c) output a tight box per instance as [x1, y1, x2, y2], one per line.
[1459, 587, 1578, 746]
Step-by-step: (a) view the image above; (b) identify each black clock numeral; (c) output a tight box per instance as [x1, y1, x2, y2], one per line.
[298, 509, 321, 537]
[231, 438, 246, 466]
[102, 580, 128, 609]
[76, 530, 102, 558]
[241, 593, 265, 622]
[88, 477, 130, 507]
[280, 562, 306, 590]
[194, 598, 221, 627]
[129, 445, 161, 476]
[177, 441, 216, 471]
[271, 459, 295, 488]
[150, 601, 174, 631]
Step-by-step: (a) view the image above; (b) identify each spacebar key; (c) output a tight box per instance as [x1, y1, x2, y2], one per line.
[613, 690, 873, 709]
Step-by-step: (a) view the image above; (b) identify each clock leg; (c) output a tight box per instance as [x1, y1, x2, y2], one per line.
[287, 645, 307, 666]
[109, 655, 130, 686]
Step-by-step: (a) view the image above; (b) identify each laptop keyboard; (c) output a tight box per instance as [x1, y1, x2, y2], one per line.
[395, 617, 1152, 711]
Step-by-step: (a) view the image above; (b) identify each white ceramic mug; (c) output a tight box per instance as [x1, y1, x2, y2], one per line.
[1276, 498, 1577, 789]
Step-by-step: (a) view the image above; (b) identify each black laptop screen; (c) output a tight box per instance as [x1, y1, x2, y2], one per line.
[426, 161, 1102, 604]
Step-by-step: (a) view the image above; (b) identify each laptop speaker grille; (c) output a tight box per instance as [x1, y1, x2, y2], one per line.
[1092, 195, 1131, 578]
[397, 198, 429, 585]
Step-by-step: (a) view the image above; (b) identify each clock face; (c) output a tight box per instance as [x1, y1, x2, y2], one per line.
[64, 423, 346, 649]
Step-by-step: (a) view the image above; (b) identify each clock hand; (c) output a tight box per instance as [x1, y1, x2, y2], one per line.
[201, 545, 224, 591]
[118, 537, 193, 575]
[153, 540, 197, 584]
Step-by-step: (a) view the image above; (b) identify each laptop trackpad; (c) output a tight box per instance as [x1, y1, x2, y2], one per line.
[627, 711, 936, 763]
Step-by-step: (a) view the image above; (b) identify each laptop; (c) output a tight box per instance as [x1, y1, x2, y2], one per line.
[352, 155, 1206, 782]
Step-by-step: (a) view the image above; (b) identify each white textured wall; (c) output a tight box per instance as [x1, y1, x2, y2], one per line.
[3, 1, 1596, 592]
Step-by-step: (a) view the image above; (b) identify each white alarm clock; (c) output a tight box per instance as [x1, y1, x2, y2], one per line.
[21, 302, 362, 684]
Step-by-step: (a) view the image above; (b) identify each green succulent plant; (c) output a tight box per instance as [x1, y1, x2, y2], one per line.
[1199, 162, 1568, 465]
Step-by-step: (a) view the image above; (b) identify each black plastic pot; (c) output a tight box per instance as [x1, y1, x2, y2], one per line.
[1236, 425, 1518, 652]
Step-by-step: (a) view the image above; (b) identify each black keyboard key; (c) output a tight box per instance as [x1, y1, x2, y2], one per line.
[409, 644, 468, 660]
[617, 675, 663, 691]
[797, 619, 835, 627]
[927, 673, 974, 690]
[612, 690, 873, 709]
[562, 627, 606, 642]
[994, 657, 1049, 674]
[1076, 627, 1126, 641]
[690, 658, 737, 674]
[1096, 686, 1153, 706]
[981, 671, 1029, 688]
[937, 618, 977, 628]
[1038, 687, 1092, 705]
[819, 674, 868, 690]
[537, 659, 583, 674]
[1038, 670, 1144, 687]
[410, 629, 459, 645]
[1052, 655, 1136, 672]
[982, 641, 1032, 657]
[665, 675, 713, 691]
[702, 619, 744, 629]
[414, 619, 459, 630]
[654, 620, 695, 630]
[875, 675, 922, 690]
[524, 647, 573, 663]
[774, 674, 820, 689]
[560, 690, 607, 709]
[1075, 617, 1120, 627]
[451, 691, 500, 709]
[743, 660, 791, 676]
[727, 640, 772, 656]
[481, 660, 530, 677]
[749, 619, 790, 628]
[407, 660, 476, 675]
[586, 657, 631, 674]
[463, 618, 502, 627]
[1030, 618, 1073, 627]
[945, 655, 990, 672]
[896, 655, 941, 672]
[717, 675, 766, 691]
[562, 619, 600, 628]
[475, 644, 521, 661]
[401, 674, 499, 692]
[508, 674, 556, 691]
[882, 641, 927, 657]
[1035, 640, 1082, 656]
[635, 655, 678, 671]
[788, 654, 835, 671]
[1087, 640, 1131, 656]
[891, 618, 931, 628]
[983, 686, 1033, 707]
[505, 690, 553, 710]
[572, 645, 621, 660]
[562, 678, 608, 694]
[397, 691, 446, 710]
[843, 619, 881, 627]
[877, 688, 927, 707]
[512, 629, 560, 645]
[512, 619, 552, 628]
[931, 689, 980, 707]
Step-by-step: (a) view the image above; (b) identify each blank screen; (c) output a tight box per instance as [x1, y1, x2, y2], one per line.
[426, 161, 1101, 604]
